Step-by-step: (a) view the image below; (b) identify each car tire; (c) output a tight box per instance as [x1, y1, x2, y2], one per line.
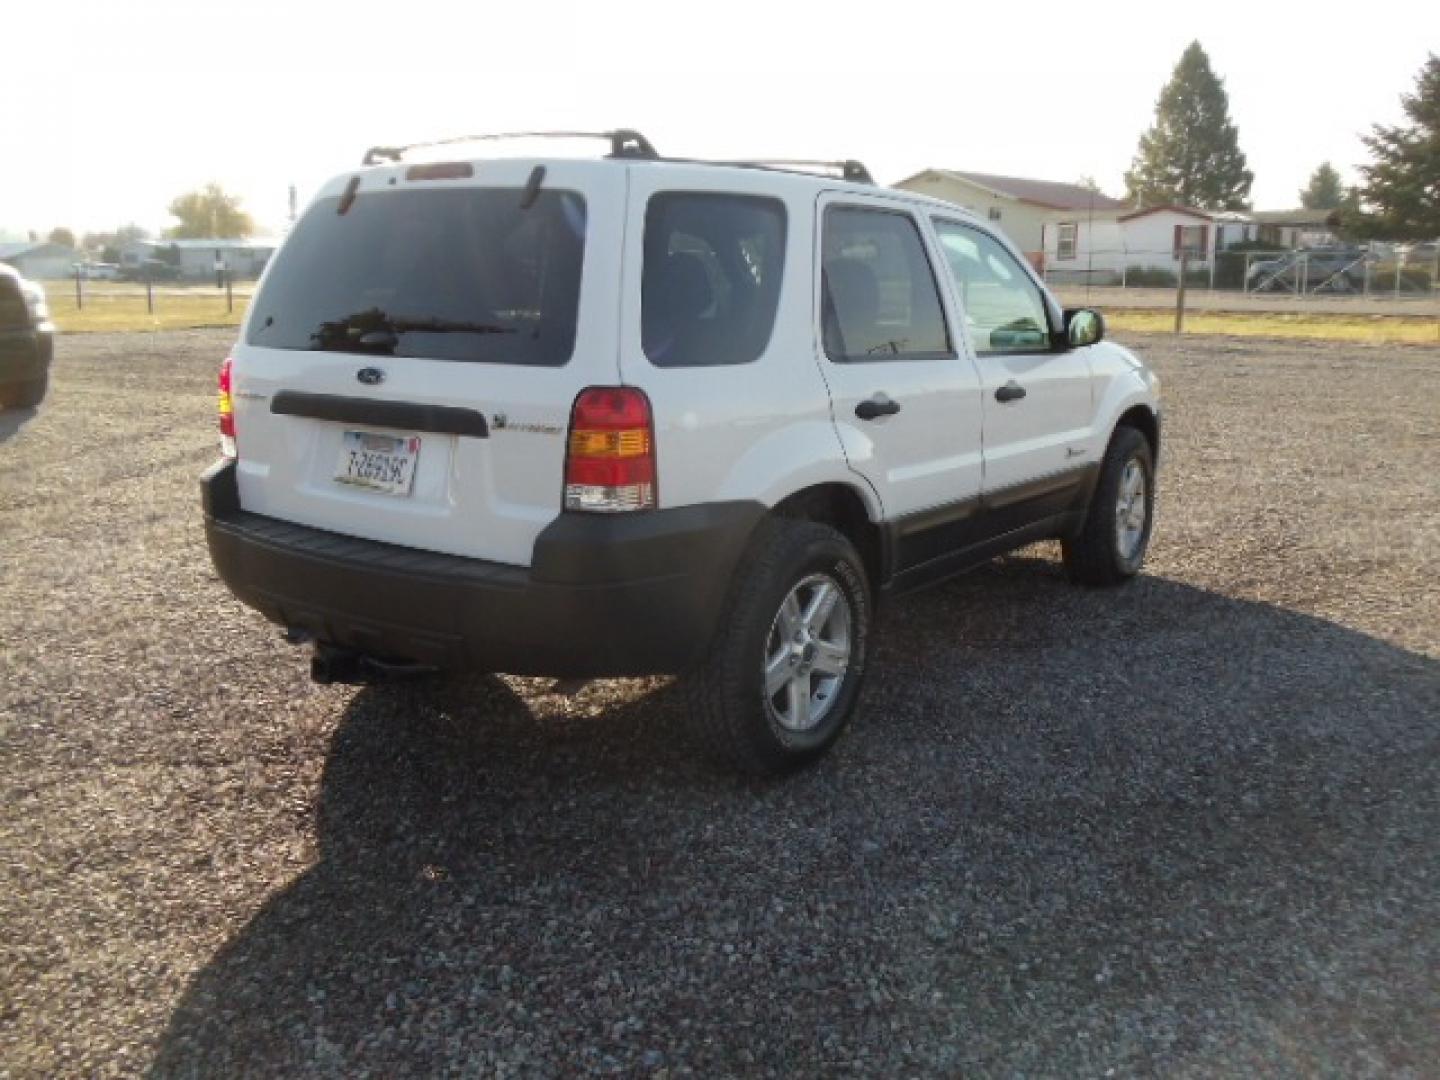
[1062, 424, 1155, 586]
[11, 373, 48, 409]
[684, 517, 871, 775]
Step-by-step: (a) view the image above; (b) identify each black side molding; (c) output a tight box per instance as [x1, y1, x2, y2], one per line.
[270, 391, 489, 438]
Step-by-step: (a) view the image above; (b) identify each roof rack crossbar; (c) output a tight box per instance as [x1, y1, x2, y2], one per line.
[362, 129, 658, 166]
[710, 159, 874, 185]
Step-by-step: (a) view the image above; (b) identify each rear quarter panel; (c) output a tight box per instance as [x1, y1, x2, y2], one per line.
[617, 169, 879, 520]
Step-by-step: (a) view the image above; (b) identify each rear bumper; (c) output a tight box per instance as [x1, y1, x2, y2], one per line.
[0, 326, 52, 385]
[201, 461, 763, 677]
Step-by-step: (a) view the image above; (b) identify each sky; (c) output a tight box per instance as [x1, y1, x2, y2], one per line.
[2, 0, 1437, 241]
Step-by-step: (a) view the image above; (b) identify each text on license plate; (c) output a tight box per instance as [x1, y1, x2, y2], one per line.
[335, 430, 421, 495]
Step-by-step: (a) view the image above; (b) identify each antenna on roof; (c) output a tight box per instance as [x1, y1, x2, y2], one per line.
[361, 129, 659, 166]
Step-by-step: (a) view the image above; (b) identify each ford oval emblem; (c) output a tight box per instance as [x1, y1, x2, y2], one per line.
[356, 367, 385, 386]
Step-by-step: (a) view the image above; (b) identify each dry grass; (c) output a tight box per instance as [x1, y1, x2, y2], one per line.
[37, 281, 1440, 344]
[42, 281, 248, 333]
[1104, 306, 1440, 344]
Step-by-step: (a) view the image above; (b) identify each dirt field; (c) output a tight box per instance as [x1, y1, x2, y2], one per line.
[2, 331, 1438, 1076]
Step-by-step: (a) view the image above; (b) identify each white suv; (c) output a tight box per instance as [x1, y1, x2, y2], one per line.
[203, 131, 1160, 774]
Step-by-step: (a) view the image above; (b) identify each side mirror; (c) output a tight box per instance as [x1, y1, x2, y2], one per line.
[1065, 308, 1105, 348]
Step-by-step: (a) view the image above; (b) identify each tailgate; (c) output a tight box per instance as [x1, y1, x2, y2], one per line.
[230, 160, 626, 566]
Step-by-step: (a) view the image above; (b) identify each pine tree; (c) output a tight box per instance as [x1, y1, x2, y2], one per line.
[1299, 163, 1344, 210]
[1345, 54, 1440, 240]
[1124, 42, 1254, 210]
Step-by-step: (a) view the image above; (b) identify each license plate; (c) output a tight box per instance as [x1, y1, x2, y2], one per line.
[334, 430, 420, 495]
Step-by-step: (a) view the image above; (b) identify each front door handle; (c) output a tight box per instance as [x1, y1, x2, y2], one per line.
[855, 395, 901, 420]
[995, 381, 1027, 403]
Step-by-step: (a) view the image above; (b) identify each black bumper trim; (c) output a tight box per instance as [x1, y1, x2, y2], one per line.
[201, 461, 763, 677]
[270, 390, 489, 438]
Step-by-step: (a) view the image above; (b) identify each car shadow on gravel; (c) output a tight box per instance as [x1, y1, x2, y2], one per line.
[151, 558, 1440, 1076]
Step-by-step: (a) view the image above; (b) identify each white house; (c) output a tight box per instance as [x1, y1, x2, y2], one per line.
[893, 169, 1129, 267]
[1041, 205, 1241, 285]
[121, 238, 278, 281]
[0, 241, 83, 280]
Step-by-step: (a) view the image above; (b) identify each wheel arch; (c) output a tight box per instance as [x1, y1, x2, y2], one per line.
[1115, 402, 1161, 462]
[772, 482, 884, 593]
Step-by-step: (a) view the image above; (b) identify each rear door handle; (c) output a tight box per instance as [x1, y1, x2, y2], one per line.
[855, 395, 902, 420]
[994, 381, 1027, 403]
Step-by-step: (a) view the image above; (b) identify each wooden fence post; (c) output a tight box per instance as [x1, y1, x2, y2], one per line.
[1175, 253, 1189, 334]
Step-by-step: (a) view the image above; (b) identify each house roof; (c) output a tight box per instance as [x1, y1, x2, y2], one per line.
[139, 238, 278, 251]
[1118, 205, 1215, 223]
[899, 169, 1129, 211]
[1249, 208, 1335, 226]
[0, 241, 78, 259]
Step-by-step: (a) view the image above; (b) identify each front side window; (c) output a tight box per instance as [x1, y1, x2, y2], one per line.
[1057, 222, 1078, 261]
[248, 187, 587, 366]
[642, 193, 786, 367]
[933, 218, 1052, 355]
[821, 207, 951, 363]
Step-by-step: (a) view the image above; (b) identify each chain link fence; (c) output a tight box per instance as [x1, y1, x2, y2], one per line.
[1041, 243, 1439, 305]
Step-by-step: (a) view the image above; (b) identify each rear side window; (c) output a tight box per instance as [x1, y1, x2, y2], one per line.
[247, 187, 586, 366]
[642, 193, 786, 367]
[822, 207, 951, 362]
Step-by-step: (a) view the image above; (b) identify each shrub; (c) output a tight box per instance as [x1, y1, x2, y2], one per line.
[1369, 262, 1435, 293]
[1123, 265, 1177, 288]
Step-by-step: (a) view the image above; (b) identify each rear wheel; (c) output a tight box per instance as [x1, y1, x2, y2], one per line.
[684, 517, 870, 775]
[1062, 424, 1155, 586]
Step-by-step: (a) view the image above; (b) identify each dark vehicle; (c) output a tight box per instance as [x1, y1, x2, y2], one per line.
[0, 264, 54, 409]
[1247, 248, 1374, 293]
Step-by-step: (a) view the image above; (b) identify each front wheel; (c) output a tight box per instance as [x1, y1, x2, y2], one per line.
[1063, 425, 1155, 586]
[684, 518, 871, 775]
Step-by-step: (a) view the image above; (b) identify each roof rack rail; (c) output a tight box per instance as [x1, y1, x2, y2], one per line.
[712, 159, 875, 185]
[362, 129, 658, 166]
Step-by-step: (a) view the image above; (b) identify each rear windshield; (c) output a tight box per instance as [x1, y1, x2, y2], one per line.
[247, 187, 587, 366]
[642, 193, 786, 367]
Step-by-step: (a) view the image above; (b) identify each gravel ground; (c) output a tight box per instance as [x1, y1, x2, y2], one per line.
[2, 330, 1438, 1077]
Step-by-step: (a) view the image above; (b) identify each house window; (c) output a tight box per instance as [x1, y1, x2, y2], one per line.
[1057, 222, 1078, 261]
[988, 207, 1002, 222]
[1174, 224, 1208, 259]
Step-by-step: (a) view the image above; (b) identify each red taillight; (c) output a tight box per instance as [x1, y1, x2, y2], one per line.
[218, 355, 236, 458]
[564, 387, 656, 512]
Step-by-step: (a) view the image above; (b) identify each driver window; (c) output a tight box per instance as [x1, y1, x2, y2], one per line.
[932, 219, 1051, 356]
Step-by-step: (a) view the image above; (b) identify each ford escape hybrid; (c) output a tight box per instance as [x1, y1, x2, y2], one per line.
[203, 130, 1161, 774]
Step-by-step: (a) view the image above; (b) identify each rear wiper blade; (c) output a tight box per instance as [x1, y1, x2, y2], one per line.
[310, 308, 517, 352]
